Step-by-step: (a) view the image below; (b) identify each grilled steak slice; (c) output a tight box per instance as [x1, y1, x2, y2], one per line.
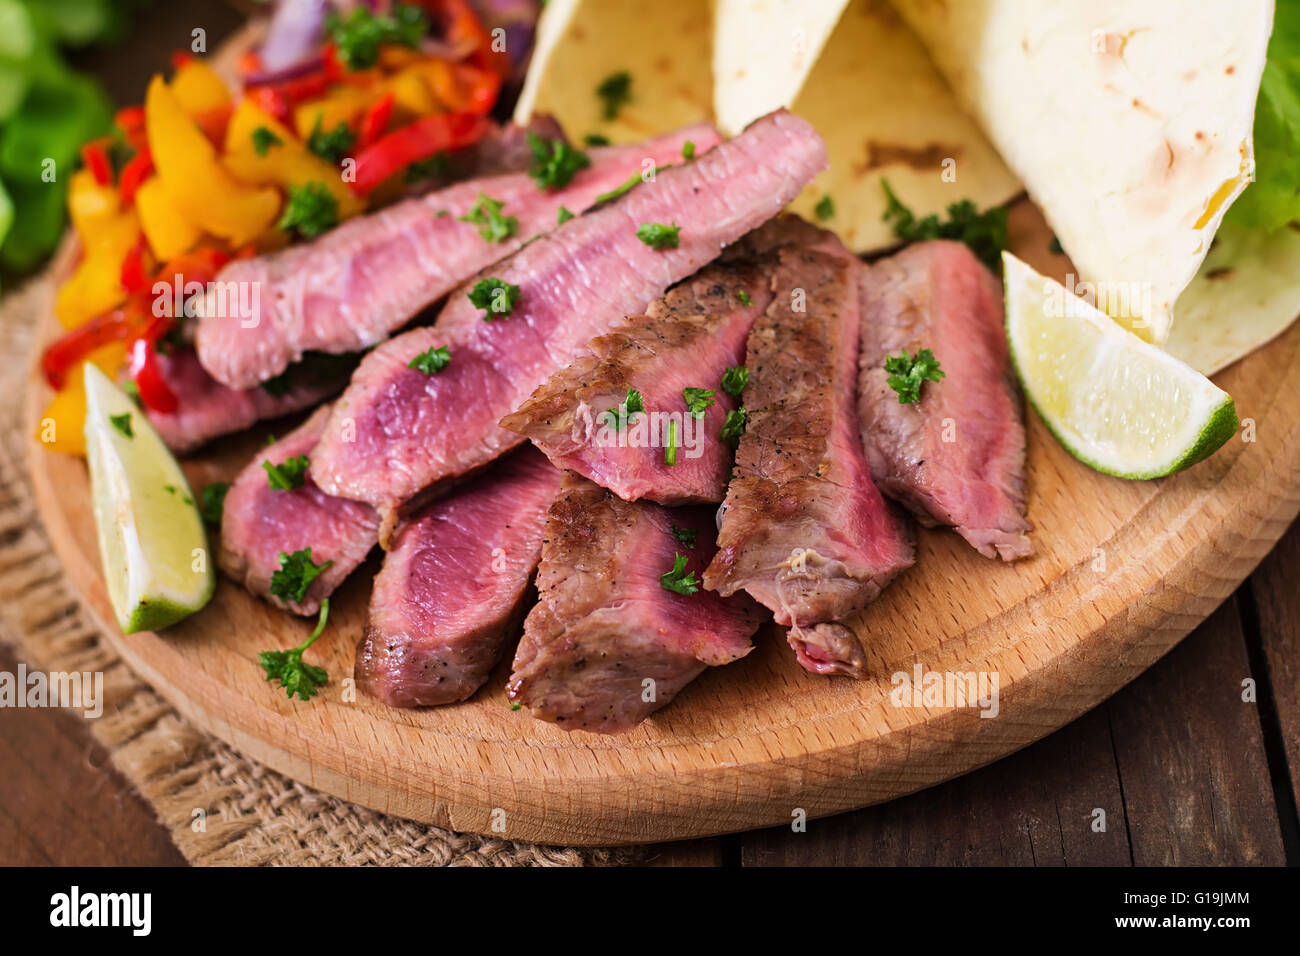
[195, 125, 718, 390]
[219, 405, 379, 616]
[144, 348, 347, 454]
[507, 474, 763, 733]
[703, 244, 914, 678]
[857, 240, 1032, 560]
[356, 447, 561, 708]
[311, 110, 829, 524]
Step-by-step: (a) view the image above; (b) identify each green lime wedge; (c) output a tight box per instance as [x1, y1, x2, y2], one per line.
[83, 364, 214, 633]
[1003, 251, 1238, 479]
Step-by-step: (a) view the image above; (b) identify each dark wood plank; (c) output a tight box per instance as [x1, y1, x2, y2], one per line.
[1107, 597, 1286, 865]
[0, 642, 186, 866]
[1248, 520, 1300, 811]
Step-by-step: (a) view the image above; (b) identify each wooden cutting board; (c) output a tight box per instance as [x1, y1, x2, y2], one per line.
[25, 192, 1300, 845]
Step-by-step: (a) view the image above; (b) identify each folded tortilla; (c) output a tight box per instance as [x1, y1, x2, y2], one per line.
[891, 0, 1274, 345]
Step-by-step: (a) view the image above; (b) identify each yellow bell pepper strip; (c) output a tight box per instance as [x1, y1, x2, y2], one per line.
[171, 60, 232, 116]
[223, 100, 364, 219]
[292, 82, 374, 141]
[146, 75, 281, 246]
[135, 174, 201, 260]
[67, 168, 121, 238]
[35, 341, 128, 457]
[385, 64, 438, 120]
[55, 208, 141, 330]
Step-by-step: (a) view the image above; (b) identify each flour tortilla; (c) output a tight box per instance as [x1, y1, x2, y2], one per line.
[891, 0, 1274, 345]
[512, 0, 713, 145]
[713, 0, 1021, 252]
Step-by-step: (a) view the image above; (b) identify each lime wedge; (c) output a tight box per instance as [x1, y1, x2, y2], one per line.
[1003, 252, 1237, 479]
[82, 364, 214, 633]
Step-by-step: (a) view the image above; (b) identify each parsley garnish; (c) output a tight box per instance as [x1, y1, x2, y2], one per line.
[252, 126, 282, 156]
[326, 2, 427, 70]
[636, 221, 680, 250]
[460, 192, 517, 243]
[884, 347, 944, 404]
[596, 71, 632, 120]
[269, 548, 334, 605]
[467, 277, 521, 319]
[306, 115, 356, 164]
[263, 454, 310, 491]
[527, 133, 589, 191]
[881, 178, 1007, 273]
[681, 140, 695, 159]
[683, 387, 715, 418]
[660, 552, 699, 596]
[278, 182, 339, 238]
[720, 366, 749, 398]
[736, 290, 753, 307]
[814, 194, 835, 221]
[199, 482, 229, 527]
[408, 344, 451, 375]
[670, 524, 697, 549]
[583, 133, 610, 147]
[594, 164, 665, 204]
[556, 206, 574, 225]
[258, 598, 331, 701]
[109, 413, 133, 438]
[406, 151, 448, 183]
[720, 407, 747, 446]
[665, 420, 679, 466]
[602, 388, 643, 427]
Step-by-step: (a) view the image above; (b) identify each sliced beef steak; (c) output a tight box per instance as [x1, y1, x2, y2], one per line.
[310, 110, 828, 524]
[144, 348, 346, 454]
[857, 240, 1032, 560]
[507, 473, 763, 733]
[356, 447, 561, 708]
[195, 125, 717, 390]
[703, 244, 914, 678]
[219, 405, 379, 616]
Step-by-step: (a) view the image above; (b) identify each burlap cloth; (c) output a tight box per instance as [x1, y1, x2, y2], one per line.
[0, 277, 642, 866]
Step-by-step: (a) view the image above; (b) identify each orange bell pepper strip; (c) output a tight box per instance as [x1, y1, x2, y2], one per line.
[135, 174, 202, 260]
[146, 75, 280, 246]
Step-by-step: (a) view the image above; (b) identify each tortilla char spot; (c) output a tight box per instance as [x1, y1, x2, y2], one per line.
[1206, 267, 1235, 280]
[653, 55, 672, 73]
[1226, 64, 1236, 75]
[1195, 130, 1207, 142]
[1021, 35, 1028, 53]
[1131, 97, 1160, 119]
[856, 141, 962, 175]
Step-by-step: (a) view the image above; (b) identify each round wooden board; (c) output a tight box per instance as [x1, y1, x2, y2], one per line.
[25, 194, 1300, 846]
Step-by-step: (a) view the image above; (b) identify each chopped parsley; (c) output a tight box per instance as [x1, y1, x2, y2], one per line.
[636, 221, 680, 250]
[326, 2, 427, 70]
[408, 344, 451, 375]
[406, 151, 448, 183]
[556, 206, 575, 225]
[263, 454, 310, 491]
[720, 407, 747, 446]
[881, 178, 1007, 273]
[306, 115, 356, 164]
[720, 366, 749, 398]
[659, 552, 699, 596]
[594, 164, 666, 205]
[884, 347, 944, 404]
[460, 192, 517, 243]
[269, 548, 334, 605]
[1049, 235, 1064, 255]
[602, 388, 643, 427]
[108, 413, 133, 438]
[681, 140, 695, 159]
[258, 598, 331, 701]
[467, 277, 521, 319]
[278, 182, 339, 238]
[251, 126, 282, 156]
[596, 71, 632, 120]
[736, 290, 753, 307]
[814, 194, 835, 221]
[665, 420, 679, 466]
[682, 386, 715, 418]
[583, 133, 611, 147]
[198, 482, 229, 527]
[670, 524, 697, 549]
[527, 133, 590, 191]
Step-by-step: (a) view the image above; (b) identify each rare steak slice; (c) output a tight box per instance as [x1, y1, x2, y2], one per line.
[219, 405, 379, 616]
[857, 240, 1032, 560]
[356, 447, 562, 708]
[195, 124, 718, 390]
[311, 110, 829, 524]
[507, 473, 763, 733]
[144, 348, 348, 454]
[703, 244, 914, 678]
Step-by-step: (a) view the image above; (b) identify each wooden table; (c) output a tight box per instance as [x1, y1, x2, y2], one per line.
[3, 1, 1297, 867]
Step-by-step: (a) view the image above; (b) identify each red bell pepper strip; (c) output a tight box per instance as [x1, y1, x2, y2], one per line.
[127, 328, 179, 414]
[118, 148, 154, 207]
[41, 309, 133, 390]
[357, 92, 396, 149]
[419, 0, 510, 77]
[348, 110, 490, 195]
[114, 106, 148, 151]
[120, 239, 150, 295]
[80, 138, 113, 187]
[248, 85, 291, 125]
[323, 42, 347, 82]
[171, 50, 196, 71]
